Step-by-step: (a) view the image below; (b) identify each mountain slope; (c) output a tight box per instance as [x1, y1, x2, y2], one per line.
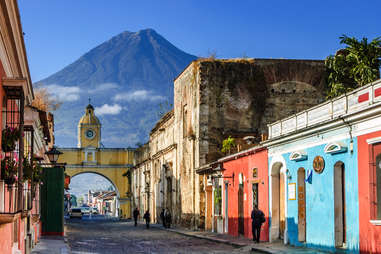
[37, 29, 197, 148]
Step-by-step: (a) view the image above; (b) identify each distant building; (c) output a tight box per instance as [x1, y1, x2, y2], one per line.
[57, 104, 135, 218]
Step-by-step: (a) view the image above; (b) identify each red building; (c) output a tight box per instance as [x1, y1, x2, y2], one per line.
[220, 145, 269, 241]
[358, 129, 381, 253]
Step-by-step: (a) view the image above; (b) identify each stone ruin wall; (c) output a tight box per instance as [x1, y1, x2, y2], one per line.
[198, 59, 326, 163]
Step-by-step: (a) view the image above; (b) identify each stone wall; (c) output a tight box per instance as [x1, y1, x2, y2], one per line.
[198, 59, 326, 163]
[173, 58, 326, 229]
[133, 58, 326, 229]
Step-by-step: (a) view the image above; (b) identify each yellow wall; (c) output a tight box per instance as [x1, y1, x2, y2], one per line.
[79, 125, 101, 148]
[58, 148, 134, 218]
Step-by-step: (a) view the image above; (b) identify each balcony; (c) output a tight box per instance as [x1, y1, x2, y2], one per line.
[268, 79, 381, 139]
[0, 182, 21, 224]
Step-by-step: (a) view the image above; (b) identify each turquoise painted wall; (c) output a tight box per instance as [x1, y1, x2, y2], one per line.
[269, 137, 359, 253]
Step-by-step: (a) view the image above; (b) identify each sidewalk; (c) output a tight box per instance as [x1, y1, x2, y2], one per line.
[152, 224, 331, 254]
[31, 236, 70, 254]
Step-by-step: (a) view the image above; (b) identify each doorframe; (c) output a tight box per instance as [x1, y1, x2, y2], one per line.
[269, 156, 288, 243]
[224, 182, 228, 233]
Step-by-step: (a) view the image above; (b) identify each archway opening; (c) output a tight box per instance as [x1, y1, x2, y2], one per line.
[271, 162, 285, 241]
[66, 172, 119, 218]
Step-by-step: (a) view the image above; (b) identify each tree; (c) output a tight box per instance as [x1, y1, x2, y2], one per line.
[325, 35, 381, 98]
[31, 87, 62, 111]
[221, 136, 236, 154]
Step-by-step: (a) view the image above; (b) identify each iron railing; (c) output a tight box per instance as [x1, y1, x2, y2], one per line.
[0, 182, 21, 214]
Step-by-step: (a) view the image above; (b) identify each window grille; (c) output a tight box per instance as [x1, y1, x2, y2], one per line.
[2, 86, 24, 212]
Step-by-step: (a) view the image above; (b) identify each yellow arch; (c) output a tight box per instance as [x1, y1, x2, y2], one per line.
[58, 148, 134, 218]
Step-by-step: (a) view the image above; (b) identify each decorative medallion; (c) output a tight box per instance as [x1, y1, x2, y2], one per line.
[313, 156, 325, 174]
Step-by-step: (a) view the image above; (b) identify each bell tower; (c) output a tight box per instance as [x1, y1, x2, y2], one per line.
[78, 103, 101, 148]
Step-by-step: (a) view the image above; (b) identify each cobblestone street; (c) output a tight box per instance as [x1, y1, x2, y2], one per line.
[65, 219, 251, 254]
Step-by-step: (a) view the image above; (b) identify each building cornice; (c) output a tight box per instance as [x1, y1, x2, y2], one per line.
[151, 143, 177, 160]
[263, 102, 381, 148]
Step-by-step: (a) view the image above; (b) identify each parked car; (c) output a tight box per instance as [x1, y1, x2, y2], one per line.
[70, 208, 83, 218]
[81, 207, 91, 215]
[91, 207, 99, 214]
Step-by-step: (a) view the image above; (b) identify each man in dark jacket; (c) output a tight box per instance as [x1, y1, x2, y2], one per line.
[143, 210, 151, 229]
[160, 209, 166, 228]
[251, 207, 265, 243]
[164, 208, 172, 228]
[133, 208, 139, 227]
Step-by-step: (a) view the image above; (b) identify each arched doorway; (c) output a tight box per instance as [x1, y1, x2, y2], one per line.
[334, 161, 346, 247]
[271, 162, 286, 241]
[68, 172, 120, 218]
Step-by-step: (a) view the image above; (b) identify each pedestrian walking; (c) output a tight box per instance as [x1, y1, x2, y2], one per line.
[251, 207, 265, 243]
[133, 207, 140, 227]
[143, 210, 151, 229]
[160, 209, 166, 228]
[164, 208, 172, 228]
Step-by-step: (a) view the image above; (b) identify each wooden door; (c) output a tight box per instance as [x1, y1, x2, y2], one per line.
[334, 162, 345, 247]
[297, 168, 306, 242]
[206, 188, 212, 231]
[252, 183, 258, 209]
[279, 172, 285, 238]
[238, 184, 244, 235]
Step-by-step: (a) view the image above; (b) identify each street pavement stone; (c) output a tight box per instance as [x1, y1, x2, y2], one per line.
[65, 219, 250, 254]
[31, 236, 69, 254]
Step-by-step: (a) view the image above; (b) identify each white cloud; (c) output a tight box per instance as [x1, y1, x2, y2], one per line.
[45, 84, 81, 102]
[89, 83, 119, 94]
[113, 90, 165, 102]
[94, 104, 122, 115]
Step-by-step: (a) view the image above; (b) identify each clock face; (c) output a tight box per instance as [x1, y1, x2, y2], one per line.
[86, 129, 95, 139]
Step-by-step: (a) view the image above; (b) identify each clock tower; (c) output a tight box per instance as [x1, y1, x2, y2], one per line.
[78, 103, 101, 148]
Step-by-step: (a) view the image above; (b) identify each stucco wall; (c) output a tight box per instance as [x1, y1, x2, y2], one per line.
[357, 130, 381, 253]
[269, 137, 359, 253]
[222, 149, 269, 241]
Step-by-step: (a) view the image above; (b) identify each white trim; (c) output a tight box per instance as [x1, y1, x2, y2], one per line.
[324, 142, 347, 154]
[370, 220, 381, 226]
[367, 137, 381, 145]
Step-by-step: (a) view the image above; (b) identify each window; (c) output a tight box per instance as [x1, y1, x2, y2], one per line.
[370, 142, 381, 219]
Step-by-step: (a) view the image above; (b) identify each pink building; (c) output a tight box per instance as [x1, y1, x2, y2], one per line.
[0, 1, 53, 253]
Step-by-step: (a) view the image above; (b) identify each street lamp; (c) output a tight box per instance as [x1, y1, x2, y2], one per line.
[45, 146, 63, 164]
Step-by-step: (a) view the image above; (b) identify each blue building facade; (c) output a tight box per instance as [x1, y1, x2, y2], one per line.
[267, 132, 360, 253]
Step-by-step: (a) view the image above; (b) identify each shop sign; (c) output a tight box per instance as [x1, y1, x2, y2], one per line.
[288, 183, 296, 200]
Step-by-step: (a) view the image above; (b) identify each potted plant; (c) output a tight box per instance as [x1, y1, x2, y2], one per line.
[32, 162, 43, 183]
[2, 126, 20, 152]
[1, 158, 18, 185]
[23, 157, 33, 182]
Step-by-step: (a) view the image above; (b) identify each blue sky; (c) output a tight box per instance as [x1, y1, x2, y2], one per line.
[19, 0, 381, 82]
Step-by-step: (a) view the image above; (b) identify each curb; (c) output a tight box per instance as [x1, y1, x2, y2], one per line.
[155, 226, 248, 248]
[251, 246, 277, 254]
